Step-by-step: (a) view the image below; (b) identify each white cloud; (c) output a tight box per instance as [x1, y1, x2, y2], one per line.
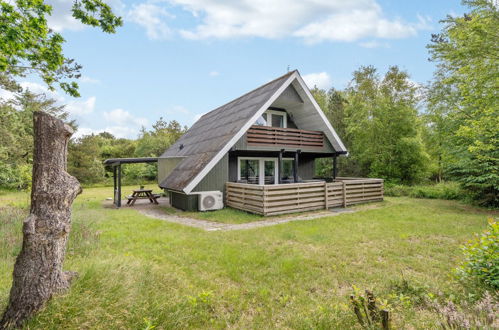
[80, 76, 101, 84]
[0, 81, 144, 140]
[21, 82, 62, 101]
[128, 3, 173, 40]
[45, 0, 85, 32]
[294, 6, 420, 43]
[164, 0, 428, 43]
[209, 71, 220, 76]
[0, 82, 63, 103]
[72, 125, 140, 139]
[103, 108, 148, 127]
[45, 0, 125, 32]
[72, 127, 99, 139]
[0, 88, 12, 100]
[302, 72, 332, 90]
[74, 109, 148, 139]
[103, 126, 142, 139]
[5, 81, 97, 117]
[66, 96, 96, 116]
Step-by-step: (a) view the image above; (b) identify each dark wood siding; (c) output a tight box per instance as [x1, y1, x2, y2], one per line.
[192, 154, 229, 193]
[158, 157, 185, 185]
[298, 154, 315, 180]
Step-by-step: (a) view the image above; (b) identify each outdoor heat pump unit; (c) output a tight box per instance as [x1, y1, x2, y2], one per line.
[197, 191, 223, 211]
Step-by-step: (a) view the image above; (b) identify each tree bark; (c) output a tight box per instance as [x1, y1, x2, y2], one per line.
[0, 112, 81, 329]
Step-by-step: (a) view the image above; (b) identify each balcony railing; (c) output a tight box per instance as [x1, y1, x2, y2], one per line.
[247, 125, 324, 148]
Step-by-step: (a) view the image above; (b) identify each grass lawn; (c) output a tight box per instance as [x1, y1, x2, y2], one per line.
[0, 186, 496, 328]
[159, 204, 331, 224]
[159, 205, 266, 224]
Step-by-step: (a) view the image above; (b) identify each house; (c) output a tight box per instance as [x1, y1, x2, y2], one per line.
[158, 70, 383, 214]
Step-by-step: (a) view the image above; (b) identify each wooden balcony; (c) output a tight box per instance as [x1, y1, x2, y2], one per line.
[247, 125, 324, 148]
[226, 178, 384, 216]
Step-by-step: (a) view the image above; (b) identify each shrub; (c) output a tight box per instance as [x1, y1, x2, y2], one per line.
[385, 182, 463, 200]
[349, 286, 392, 329]
[456, 219, 499, 290]
[388, 278, 431, 307]
[122, 163, 156, 185]
[431, 292, 498, 329]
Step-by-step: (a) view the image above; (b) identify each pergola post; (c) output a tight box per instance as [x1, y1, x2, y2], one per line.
[113, 165, 117, 207]
[333, 155, 338, 181]
[117, 164, 122, 207]
[293, 149, 301, 183]
[278, 149, 284, 184]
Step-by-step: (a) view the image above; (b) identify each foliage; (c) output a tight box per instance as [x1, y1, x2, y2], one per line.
[0, 0, 122, 96]
[431, 292, 498, 329]
[456, 219, 499, 290]
[427, 0, 499, 206]
[387, 278, 432, 308]
[385, 182, 463, 200]
[313, 66, 430, 184]
[311, 87, 354, 178]
[68, 134, 106, 184]
[0, 91, 71, 189]
[0, 107, 183, 187]
[122, 163, 155, 185]
[344, 66, 430, 184]
[135, 118, 187, 157]
[349, 286, 391, 329]
[66, 118, 184, 184]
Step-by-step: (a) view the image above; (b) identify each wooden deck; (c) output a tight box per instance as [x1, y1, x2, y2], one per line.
[246, 125, 324, 148]
[226, 178, 384, 216]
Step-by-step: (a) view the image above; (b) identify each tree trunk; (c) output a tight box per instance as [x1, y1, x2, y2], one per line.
[0, 112, 81, 329]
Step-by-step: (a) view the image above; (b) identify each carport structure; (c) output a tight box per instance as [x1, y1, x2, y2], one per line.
[103, 157, 158, 207]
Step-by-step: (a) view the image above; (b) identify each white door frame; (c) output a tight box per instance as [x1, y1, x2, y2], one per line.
[237, 157, 293, 185]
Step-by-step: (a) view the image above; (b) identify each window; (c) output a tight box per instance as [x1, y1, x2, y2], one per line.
[238, 158, 277, 185]
[254, 109, 287, 128]
[281, 159, 293, 180]
[271, 113, 284, 128]
[239, 159, 259, 184]
[263, 160, 275, 184]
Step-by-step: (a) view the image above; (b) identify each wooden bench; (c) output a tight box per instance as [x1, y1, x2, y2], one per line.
[126, 189, 160, 206]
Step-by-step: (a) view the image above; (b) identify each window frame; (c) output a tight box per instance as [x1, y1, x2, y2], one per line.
[265, 109, 287, 128]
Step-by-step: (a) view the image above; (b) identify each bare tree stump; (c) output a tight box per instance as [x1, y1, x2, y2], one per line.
[0, 112, 81, 329]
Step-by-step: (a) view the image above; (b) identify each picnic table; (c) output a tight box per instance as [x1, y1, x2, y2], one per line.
[126, 189, 160, 206]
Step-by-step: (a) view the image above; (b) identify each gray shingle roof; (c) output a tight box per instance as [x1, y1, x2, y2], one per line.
[159, 71, 296, 191]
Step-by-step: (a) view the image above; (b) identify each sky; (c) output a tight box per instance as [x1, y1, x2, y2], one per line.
[4, 0, 467, 139]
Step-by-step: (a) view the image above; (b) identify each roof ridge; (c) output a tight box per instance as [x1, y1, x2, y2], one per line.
[198, 70, 298, 120]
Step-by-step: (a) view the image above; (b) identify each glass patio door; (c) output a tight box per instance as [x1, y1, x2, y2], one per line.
[263, 160, 276, 184]
[238, 158, 277, 185]
[240, 159, 260, 184]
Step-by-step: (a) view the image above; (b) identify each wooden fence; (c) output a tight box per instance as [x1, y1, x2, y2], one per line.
[226, 178, 384, 216]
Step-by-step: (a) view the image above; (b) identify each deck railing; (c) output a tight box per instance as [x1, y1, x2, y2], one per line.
[246, 125, 324, 148]
[226, 178, 384, 216]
